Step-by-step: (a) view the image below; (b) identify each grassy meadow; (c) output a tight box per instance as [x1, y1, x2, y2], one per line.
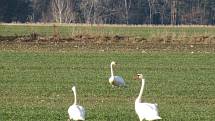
[0, 24, 215, 121]
[0, 50, 215, 121]
[1, 23, 215, 38]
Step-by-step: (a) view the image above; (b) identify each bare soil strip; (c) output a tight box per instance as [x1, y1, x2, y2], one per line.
[0, 33, 215, 51]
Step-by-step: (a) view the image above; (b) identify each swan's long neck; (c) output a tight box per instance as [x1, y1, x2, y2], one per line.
[73, 89, 77, 105]
[110, 64, 114, 77]
[137, 79, 145, 102]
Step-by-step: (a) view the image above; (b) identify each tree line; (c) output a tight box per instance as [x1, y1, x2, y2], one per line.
[0, 0, 215, 25]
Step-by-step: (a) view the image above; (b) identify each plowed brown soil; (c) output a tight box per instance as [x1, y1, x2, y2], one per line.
[0, 33, 215, 51]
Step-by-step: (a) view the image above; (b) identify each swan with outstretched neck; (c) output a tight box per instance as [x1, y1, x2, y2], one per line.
[135, 74, 161, 121]
[68, 86, 85, 121]
[109, 61, 125, 87]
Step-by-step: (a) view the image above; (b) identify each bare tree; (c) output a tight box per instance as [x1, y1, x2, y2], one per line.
[26, 0, 215, 25]
[80, 0, 96, 24]
[51, 0, 76, 23]
[124, 0, 131, 24]
[148, 0, 153, 24]
[170, 0, 177, 25]
[31, 0, 52, 22]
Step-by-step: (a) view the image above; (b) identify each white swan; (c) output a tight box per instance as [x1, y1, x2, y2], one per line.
[135, 74, 161, 121]
[109, 61, 125, 87]
[68, 86, 85, 121]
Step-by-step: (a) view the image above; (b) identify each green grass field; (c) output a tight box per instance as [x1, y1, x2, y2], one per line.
[1, 24, 215, 38]
[0, 50, 215, 121]
[0, 24, 214, 120]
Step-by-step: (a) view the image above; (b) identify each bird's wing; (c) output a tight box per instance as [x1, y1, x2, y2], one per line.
[143, 103, 158, 111]
[136, 102, 161, 120]
[146, 103, 158, 111]
[77, 105, 85, 118]
[68, 105, 85, 120]
[136, 103, 159, 115]
[114, 76, 125, 86]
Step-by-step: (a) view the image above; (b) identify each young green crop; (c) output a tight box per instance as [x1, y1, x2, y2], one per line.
[1, 24, 215, 38]
[0, 51, 214, 121]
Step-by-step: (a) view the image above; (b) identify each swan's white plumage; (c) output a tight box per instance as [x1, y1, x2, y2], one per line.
[68, 105, 85, 120]
[109, 61, 125, 86]
[68, 86, 85, 120]
[109, 76, 125, 86]
[135, 74, 161, 121]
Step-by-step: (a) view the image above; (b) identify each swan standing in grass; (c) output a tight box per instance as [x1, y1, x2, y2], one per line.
[135, 74, 161, 121]
[109, 61, 125, 87]
[68, 86, 85, 121]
